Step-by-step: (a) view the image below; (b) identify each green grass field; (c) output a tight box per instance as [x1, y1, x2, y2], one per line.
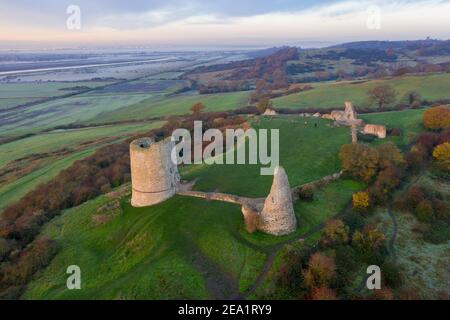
[273, 73, 450, 110]
[360, 108, 426, 147]
[181, 116, 350, 197]
[0, 122, 164, 166]
[0, 93, 155, 137]
[97, 91, 250, 123]
[0, 121, 164, 212]
[24, 193, 264, 299]
[0, 81, 115, 110]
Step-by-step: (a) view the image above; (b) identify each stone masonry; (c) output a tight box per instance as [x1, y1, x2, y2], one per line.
[258, 166, 297, 236]
[130, 137, 180, 207]
[363, 124, 387, 139]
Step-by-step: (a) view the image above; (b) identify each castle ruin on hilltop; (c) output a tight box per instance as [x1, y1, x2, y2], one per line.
[130, 136, 298, 236]
[330, 101, 364, 126]
[130, 137, 180, 207]
[323, 101, 387, 140]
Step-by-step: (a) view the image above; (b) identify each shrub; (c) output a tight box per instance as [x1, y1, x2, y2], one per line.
[433, 142, 450, 171]
[414, 200, 434, 222]
[302, 253, 336, 289]
[339, 144, 379, 183]
[405, 144, 428, 171]
[423, 106, 450, 130]
[322, 219, 349, 246]
[389, 127, 401, 136]
[423, 221, 450, 244]
[296, 187, 314, 201]
[352, 191, 370, 211]
[377, 143, 405, 169]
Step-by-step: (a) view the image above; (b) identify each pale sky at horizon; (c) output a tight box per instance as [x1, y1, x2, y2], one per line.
[0, 0, 449, 49]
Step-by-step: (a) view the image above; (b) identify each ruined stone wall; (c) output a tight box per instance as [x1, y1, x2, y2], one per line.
[130, 137, 180, 207]
[363, 124, 386, 139]
[259, 166, 297, 236]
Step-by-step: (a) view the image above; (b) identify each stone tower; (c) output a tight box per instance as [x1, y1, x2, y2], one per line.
[344, 101, 357, 121]
[258, 166, 297, 236]
[130, 137, 180, 207]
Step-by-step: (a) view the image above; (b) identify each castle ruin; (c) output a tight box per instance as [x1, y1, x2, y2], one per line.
[130, 137, 180, 207]
[363, 124, 387, 139]
[330, 101, 364, 126]
[258, 166, 297, 236]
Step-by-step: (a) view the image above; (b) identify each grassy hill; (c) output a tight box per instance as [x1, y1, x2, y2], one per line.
[273, 73, 450, 110]
[23, 116, 369, 299]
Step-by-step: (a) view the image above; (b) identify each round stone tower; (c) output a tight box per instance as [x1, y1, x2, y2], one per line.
[130, 137, 180, 207]
[258, 166, 297, 236]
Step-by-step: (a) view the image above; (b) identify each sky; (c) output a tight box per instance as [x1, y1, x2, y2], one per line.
[0, 0, 449, 49]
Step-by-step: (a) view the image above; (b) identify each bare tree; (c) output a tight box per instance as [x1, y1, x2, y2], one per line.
[367, 85, 397, 110]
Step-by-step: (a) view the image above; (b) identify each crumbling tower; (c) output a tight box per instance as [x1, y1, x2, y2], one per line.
[344, 101, 357, 121]
[130, 137, 180, 207]
[258, 166, 297, 236]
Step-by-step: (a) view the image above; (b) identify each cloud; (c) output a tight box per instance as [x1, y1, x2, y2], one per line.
[0, 0, 449, 46]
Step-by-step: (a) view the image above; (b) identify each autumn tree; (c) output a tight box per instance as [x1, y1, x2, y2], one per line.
[432, 142, 450, 171]
[339, 144, 379, 183]
[302, 253, 336, 289]
[376, 142, 406, 170]
[423, 106, 450, 130]
[323, 219, 349, 245]
[271, 68, 289, 89]
[352, 227, 386, 252]
[352, 191, 370, 211]
[190, 102, 205, 115]
[367, 85, 397, 110]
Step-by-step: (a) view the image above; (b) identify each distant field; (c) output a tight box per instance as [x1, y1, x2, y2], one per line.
[0, 81, 115, 110]
[0, 93, 154, 137]
[0, 122, 163, 166]
[96, 91, 250, 123]
[273, 73, 450, 109]
[0, 121, 164, 212]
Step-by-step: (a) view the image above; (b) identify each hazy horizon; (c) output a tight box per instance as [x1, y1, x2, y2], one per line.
[1, 0, 450, 51]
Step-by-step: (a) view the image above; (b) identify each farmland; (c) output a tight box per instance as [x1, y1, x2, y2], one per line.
[273, 73, 450, 110]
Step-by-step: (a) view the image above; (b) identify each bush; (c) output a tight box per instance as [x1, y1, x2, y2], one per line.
[433, 142, 450, 171]
[381, 260, 404, 289]
[322, 219, 349, 246]
[339, 144, 379, 183]
[302, 253, 336, 289]
[296, 187, 314, 201]
[415, 200, 434, 222]
[352, 192, 370, 211]
[389, 127, 401, 136]
[423, 221, 450, 244]
[423, 106, 450, 130]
